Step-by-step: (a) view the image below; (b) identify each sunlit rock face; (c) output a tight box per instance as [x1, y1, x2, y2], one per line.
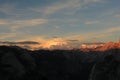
[96, 42, 120, 51]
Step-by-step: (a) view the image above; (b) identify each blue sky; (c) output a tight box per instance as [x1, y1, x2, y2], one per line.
[0, 0, 120, 43]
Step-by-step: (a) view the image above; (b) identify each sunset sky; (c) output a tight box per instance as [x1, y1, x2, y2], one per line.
[0, 0, 120, 43]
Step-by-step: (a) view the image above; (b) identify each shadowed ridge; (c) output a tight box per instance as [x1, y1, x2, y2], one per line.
[0, 46, 37, 80]
[89, 49, 120, 80]
[0, 46, 120, 80]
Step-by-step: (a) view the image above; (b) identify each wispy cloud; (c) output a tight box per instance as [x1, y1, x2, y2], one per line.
[0, 18, 47, 33]
[0, 0, 118, 43]
[105, 26, 120, 33]
[64, 26, 120, 42]
[0, 3, 25, 17]
[0, 3, 15, 15]
[29, 0, 81, 16]
[12, 19, 47, 33]
[85, 21, 100, 25]
[0, 18, 47, 27]
[0, 0, 104, 18]
[0, 18, 47, 40]
[30, 0, 103, 16]
[0, 19, 9, 25]
[2, 26, 119, 44]
[43, 0, 81, 15]
[114, 14, 120, 18]
[0, 33, 16, 40]
[16, 36, 47, 42]
[13, 19, 47, 27]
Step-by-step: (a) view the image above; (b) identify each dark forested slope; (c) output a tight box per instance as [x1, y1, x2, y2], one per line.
[0, 46, 120, 80]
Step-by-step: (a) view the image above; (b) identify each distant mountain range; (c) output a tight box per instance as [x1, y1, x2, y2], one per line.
[95, 41, 120, 51]
[0, 41, 120, 51]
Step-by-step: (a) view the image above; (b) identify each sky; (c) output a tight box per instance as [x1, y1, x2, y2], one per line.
[0, 0, 120, 44]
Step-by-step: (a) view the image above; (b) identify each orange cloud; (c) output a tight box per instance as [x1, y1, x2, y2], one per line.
[41, 38, 68, 49]
[16, 37, 72, 50]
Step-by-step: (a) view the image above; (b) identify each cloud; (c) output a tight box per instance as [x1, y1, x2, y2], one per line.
[105, 27, 120, 33]
[13, 19, 47, 27]
[114, 14, 120, 18]
[12, 19, 47, 33]
[16, 36, 47, 42]
[0, 3, 15, 15]
[0, 19, 9, 25]
[85, 21, 100, 25]
[0, 18, 47, 40]
[0, 18, 47, 26]
[2, 26, 118, 49]
[89, 27, 120, 39]
[0, 18, 47, 31]
[43, 0, 81, 15]
[0, 0, 104, 18]
[17, 37, 66, 49]
[29, 0, 81, 16]
[0, 33, 16, 40]
[67, 39, 79, 42]
[83, 0, 103, 3]
[16, 36, 70, 49]
[64, 26, 120, 42]
[30, 0, 103, 16]
[0, 3, 25, 17]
